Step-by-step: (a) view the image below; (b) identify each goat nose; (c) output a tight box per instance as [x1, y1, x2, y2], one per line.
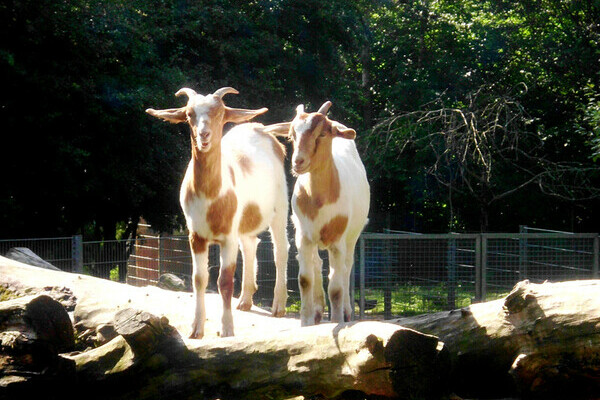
[199, 130, 211, 140]
[294, 157, 305, 168]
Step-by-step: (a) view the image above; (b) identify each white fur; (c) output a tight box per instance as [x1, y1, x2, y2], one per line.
[185, 123, 289, 338]
[291, 119, 370, 326]
[148, 90, 289, 339]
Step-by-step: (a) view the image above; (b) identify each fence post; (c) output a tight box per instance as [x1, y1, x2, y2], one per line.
[481, 235, 488, 301]
[383, 236, 392, 320]
[447, 237, 457, 310]
[359, 235, 366, 320]
[519, 226, 528, 281]
[71, 235, 83, 274]
[593, 235, 599, 278]
[475, 235, 482, 302]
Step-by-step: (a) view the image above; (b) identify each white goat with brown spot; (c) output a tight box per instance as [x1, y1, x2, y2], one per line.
[146, 87, 289, 339]
[285, 101, 370, 326]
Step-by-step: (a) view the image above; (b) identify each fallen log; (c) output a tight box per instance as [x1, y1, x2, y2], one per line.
[395, 279, 600, 399]
[66, 311, 449, 400]
[6, 255, 600, 399]
[0, 255, 450, 399]
[0, 294, 76, 398]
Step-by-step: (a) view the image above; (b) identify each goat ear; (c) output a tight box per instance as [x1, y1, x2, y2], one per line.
[224, 107, 268, 123]
[263, 122, 292, 137]
[331, 121, 356, 140]
[146, 108, 187, 124]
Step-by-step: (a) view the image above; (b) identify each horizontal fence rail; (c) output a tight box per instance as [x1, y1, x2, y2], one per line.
[1, 232, 598, 321]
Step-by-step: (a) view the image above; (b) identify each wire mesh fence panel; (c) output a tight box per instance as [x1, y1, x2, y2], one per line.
[3, 232, 597, 321]
[483, 234, 598, 300]
[82, 239, 131, 279]
[357, 234, 478, 319]
[0, 237, 74, 272]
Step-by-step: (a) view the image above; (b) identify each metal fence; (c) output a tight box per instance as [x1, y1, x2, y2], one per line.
[125, 231, 331, 311]
[1, 231, 598, 320]
[356, 232, 599, 319]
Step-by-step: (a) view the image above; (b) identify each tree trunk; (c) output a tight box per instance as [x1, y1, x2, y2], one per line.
[395, 279, 600, 399]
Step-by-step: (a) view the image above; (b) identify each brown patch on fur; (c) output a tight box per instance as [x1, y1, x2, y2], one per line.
[296, 186, 319, 220]
[295, 166, 341, 221]
[190, 232, 208, 254]
[319, 215, 348, 246]
[188, 140, 222, 199]
[229, 166, 236, 186]
[314, 311, 322, 324]
[299, 274, 310, 290]
[238, 154, 253, 175]
[266, 134, 286, 163]
[218, 263, 236, 309]
[330, 288, 342, 304]
[239, 203, 262, 234]
[207, 190, 238, 235]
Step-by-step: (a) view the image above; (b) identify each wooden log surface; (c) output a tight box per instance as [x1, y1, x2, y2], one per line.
[395, 279, 600, 399]
[0, 255, 299, 339]
[0, 256, 450, 399]
[0, 294, 76, 398]
[5, 255, 600, 399]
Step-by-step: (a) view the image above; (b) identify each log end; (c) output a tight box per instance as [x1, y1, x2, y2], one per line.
[384, 328, 451, 399]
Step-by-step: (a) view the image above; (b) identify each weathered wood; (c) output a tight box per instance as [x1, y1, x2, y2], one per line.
[395, 279, 600, 399]
[8, 255, 600, 399]
[66, 311, 449, 400]
[0, 256, 450, 399]
[0, 294, 76, 399]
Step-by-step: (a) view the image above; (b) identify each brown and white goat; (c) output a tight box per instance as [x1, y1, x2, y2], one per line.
[285, 102, 370, 326]
[146, 87, 289, 338]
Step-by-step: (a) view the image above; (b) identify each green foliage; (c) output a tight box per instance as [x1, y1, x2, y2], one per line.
[1, 0, 599, 238]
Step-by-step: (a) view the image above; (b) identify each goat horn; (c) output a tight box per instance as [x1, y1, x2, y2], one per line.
[213, 87, 239, 99]
[296, 104, 305, 115]
[317, 101, 332, 115]
[175, 88, 197, 99]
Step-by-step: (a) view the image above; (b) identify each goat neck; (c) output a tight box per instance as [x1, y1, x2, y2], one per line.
[190, 130, 223, 199]
[304, 153, 340, 206]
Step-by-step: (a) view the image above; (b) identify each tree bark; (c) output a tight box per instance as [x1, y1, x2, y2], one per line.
[67, 313, 449, 400]
[0, 294, 76, 398]
[395, 279, 600, 399]
[4, 256, 600, 399]
[0, 255, 450, 399]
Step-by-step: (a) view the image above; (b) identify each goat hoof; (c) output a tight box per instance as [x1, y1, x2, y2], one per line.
[314, 311, 322, 324]
[271, 307, 286, 318]
[189, 330, 204, 340]
[221, 328, 234, 337]
[236, 299, 253, 311]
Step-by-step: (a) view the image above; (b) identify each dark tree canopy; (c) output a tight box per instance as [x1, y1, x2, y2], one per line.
[1, 0, 599, 239]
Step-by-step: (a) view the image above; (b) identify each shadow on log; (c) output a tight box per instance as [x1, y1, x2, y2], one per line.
[5, 256, 600, 399]
[0, 294, 76, 399]
[396, 279, 600, 399]
[66, 310, 449, 400]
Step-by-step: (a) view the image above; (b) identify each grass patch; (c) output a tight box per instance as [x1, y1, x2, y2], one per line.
[285, 284, 510, 318]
